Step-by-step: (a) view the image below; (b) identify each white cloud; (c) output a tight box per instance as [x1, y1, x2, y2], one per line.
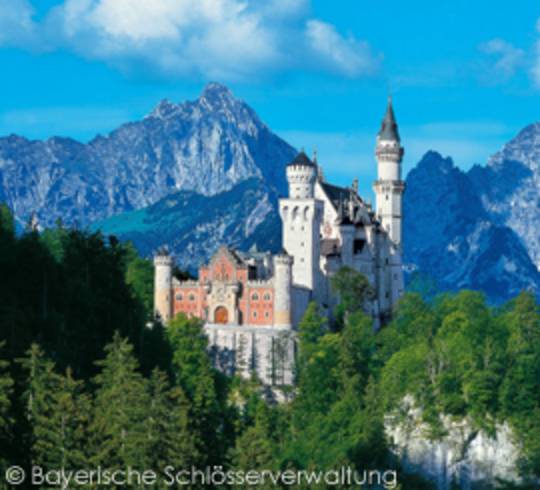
[0, 0, 36, 46]
[480, 38, 525, 79]
[305, 20, 380, 77]
[0, 0, 379, 81]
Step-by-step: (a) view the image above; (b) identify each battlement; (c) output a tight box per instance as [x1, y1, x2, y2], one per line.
[247, 279, 273, 287]
[175, 280, 200, 288]
[154, 255, 173, 266]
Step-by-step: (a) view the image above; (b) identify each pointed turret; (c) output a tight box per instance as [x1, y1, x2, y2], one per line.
[378, 96, 400, 142]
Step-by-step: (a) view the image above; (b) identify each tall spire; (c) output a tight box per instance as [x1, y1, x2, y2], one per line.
[378, 96, 400, 142]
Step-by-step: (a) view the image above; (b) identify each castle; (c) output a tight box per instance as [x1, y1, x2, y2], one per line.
[154, 98, 405, 385]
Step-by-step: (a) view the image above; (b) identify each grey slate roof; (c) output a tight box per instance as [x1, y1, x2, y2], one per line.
[287, 151, 316, 167]
[378, 97, 400, 141]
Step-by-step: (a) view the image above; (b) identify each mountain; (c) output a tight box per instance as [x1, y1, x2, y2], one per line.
[0, 82, 295, 229]
[404, 146, 540, 302]
[469, 123, 540, 268]
[93, 178, 282, 273]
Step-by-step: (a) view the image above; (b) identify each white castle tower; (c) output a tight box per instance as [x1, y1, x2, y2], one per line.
[373, 97, 405, 247]
[273, 253, 293, 327]
[279, 152, 323, 297]
[154, 251, 173, 323]
[373, 97, 405, 307]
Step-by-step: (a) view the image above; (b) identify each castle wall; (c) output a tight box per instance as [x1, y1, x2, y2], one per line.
[205, 324, 295, 386]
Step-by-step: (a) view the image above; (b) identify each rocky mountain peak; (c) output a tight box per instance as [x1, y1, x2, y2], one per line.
[148, 98, 180, 119]
[416, 150, 454, 174]
[489, 122, 540, 171]
[200, 82, 234, 102]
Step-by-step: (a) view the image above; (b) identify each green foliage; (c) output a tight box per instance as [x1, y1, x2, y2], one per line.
[0, 203, 15, 238]
[230, 402, 277, 489]
[21, 363, 91, 471]
[124, 241, 154, 316]
[91, 333, 151, 470]
[330, 266, 373, 327]
[1, 205, 540, 485]
[167, 314, 225, 465]
[146, 368, 199, 475]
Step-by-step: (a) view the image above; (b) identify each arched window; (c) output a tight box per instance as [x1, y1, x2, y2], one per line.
[263, 293, 272, 301]
[189, 293, 196, 301]
[251, 292, 259, 301]
[175, 293, 183, 301]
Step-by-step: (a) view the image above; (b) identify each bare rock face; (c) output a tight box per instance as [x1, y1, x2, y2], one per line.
[404, 150, 540, 303]
[470, 123, 540, 270]
[385, 397, 523, 489]
[0, 82, 294, 229]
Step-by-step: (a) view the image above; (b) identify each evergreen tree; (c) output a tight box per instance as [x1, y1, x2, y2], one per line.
[230, 402, 276, 489]
[167, 314, 223, 465]
[51, 368, 91, 469]
[146, 368, 199, 475]
[17, 344, 61, 469]
[90, 333, 150, 472]
[0, 342, 13, 477]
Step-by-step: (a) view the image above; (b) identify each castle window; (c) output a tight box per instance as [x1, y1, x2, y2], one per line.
[353, 239, 365, 254]
[175, 293, 183, 301]
[265, 312, 270, 319]
[251, 292, 259, 301]
[263, 293, 272, 301]
[253, 311, 258, 318]
[189, 293, 196, 301]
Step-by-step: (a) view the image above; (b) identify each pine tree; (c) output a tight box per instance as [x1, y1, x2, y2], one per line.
[0, 342, 13, 477]
[0, 342, 13, 437]
[90, 333, 150, 471]
[167, 314, 223, 465]
[230, 402, 276, 489]
[146, 368, 199, 475]
[18, 344, 61, 469]
[51, 368, 91, 469]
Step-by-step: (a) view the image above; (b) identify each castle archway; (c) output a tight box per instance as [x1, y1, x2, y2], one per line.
[215, 306, 229, 324]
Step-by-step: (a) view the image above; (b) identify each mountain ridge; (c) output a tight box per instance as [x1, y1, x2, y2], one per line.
[0, 82, 295, 229]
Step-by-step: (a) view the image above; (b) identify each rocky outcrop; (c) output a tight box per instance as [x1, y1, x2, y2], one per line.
[385, 398, 523, 489]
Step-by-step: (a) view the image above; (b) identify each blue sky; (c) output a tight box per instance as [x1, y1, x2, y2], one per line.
[1, 0, 539, 196]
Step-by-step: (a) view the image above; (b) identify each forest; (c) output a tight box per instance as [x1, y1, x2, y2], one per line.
[0, 202, 539, 489]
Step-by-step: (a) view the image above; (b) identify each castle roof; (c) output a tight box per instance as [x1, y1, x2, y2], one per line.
[287, 151, 316, 167]
[378, 97, 400, 141]
[319, 181, 376, 227]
